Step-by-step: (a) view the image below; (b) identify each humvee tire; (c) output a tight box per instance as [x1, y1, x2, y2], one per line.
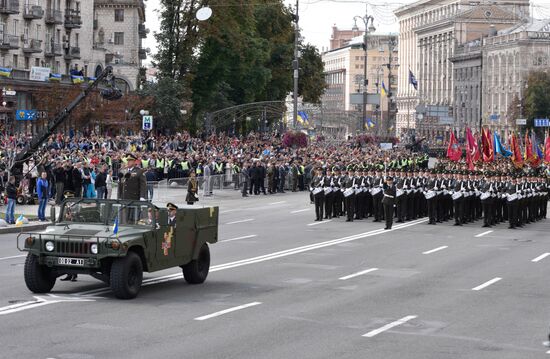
[182, 243, 210, 284]
[24, 253, 56, 293]
[110, 252, 143, 299]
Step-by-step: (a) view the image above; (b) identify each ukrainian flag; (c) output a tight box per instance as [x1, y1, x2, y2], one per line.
[297, 111, 309, 126]
[49, 73, 62, 82]
[365, 118, 375, 129]
[87, 76, 97, 84]
[381, 81, 388, 97]
[15, 215, 24, 227]
[0, 67, 12, 78]
[112, 216, 119, 236]
[71, 75, 84, 84]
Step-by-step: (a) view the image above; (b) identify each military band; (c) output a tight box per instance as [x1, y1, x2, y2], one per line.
[309, 164, 549, 229]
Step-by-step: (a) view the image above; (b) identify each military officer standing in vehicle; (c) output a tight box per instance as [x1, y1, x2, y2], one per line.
[118, 154, 147, 201]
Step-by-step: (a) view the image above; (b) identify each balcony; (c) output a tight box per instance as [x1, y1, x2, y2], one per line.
[22, 38, 42, 53]
[64, 46, 80, 59]
[0, 34, 19, 50]
[45, 9, 63, 24]
[44, 42, 62, 57]
[64, 9, 81, 29]
[23, 4, 43, 19]
[0, 0, 19, 14]
[138, 24, 147, 38]
[138, 48, 147, 60]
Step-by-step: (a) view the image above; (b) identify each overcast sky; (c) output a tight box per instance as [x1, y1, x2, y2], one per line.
[142, 0, 550, 62]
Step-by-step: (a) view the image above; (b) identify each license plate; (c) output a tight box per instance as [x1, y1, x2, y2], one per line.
[58, 257, 85, 266]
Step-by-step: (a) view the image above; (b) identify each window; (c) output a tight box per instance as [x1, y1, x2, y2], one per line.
[13, 54, 18, 68]
[75, 33, 79, 47]
[115, 9, 124, 22]
[25, 57, 29, 69]
[35, 58, 39, 67]
[114, 32, 124, 45]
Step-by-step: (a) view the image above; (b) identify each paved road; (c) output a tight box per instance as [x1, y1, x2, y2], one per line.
[0, 192, 549, 358]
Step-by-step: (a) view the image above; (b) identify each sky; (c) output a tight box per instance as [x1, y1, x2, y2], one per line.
[142, 0, 550, 63]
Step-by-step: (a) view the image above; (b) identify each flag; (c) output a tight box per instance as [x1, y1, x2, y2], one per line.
[15, 215, 24, 227]
[0, 67, 12, 77]
[524, 131, 534, 165]
[112, 216, 119, 236]
[365, 118, 375, 129]
[510, 133, 523, 168]
[49, 73, 62, 82]
[545, 132, 550, 163]
[408, 69, 418, 90]
[482, 128, 494, 162]
[381, 81, 388, 96]
[465, 127, 479, 170]
[446, 131, 462, 161]
[494, 132, 512, 157]
[529, 131, 542, 167]
[87, 76, 97, 84]
[71, 75, 84, 84]
[297, 111, 308, 126]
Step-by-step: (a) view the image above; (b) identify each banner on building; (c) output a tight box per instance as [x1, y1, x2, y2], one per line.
[29, 67, 51, 82]
[16, 110, 38, 121]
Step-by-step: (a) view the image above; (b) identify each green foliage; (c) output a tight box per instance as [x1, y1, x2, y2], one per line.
[525, 70, 550, 127]
[298, 44, 327, 104]
[138, 78, 185, 131]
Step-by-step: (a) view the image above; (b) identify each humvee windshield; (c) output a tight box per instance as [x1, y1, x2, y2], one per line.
[60, 199, 154, 228]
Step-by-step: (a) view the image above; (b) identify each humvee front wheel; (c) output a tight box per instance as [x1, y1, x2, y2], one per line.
[110, 252, 143, 299]
[24, 253, 56, 293]
[182, 243, 210, 284]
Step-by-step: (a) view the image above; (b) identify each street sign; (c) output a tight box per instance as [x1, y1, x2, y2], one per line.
[489, 114, 500, 121]
[534, 118, 550, 127]
[142, 115, 153, 131]
[349, 93, 381, 105]
[516, 118, 527, 125]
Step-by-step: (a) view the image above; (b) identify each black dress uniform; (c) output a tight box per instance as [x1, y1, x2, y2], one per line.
[371, 174, 384, 222]
[344, 172, 356, 222]
[311, 174, 325, 221]
[118, 161, 147, 200]
[382, 178, 397, 230]
[506, 179, 520, 229]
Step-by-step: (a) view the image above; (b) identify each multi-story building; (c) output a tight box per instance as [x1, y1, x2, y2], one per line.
[394, 0, 528, 141]
[322, 32, 398, 134]
[0, 0, 147, 133]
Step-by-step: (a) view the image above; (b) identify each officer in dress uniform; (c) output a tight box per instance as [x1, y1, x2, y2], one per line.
[324, 169, 334, 219]
[453, 171, 465, 226]
[382, 176, 396, 230]
[371, 169, 384, 222]
[311, 168, 326, 221]
[118, 153, 147, 201]
[167, 202, 178, 227]
[506, 175, 520, 229]
[344, 167, 357, 222]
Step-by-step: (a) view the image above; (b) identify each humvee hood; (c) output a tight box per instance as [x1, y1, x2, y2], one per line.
[38, 224, 152, 239]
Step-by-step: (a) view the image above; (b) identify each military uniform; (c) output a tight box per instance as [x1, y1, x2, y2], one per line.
[118, 164, 147, 200]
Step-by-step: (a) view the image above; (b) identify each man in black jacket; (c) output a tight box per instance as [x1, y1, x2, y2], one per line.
[72, 162, 83, 198]
[53, 162, 66, 204]
[5, 176, 17, 224]
[382, 176, 397, 230]
[95, 165, 108, 199]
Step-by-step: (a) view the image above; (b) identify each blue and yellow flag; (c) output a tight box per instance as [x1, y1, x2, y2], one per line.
[87, 76, 97, 84]
[71, 75, 84, 84]
[365, 119, 375, 129]
[297, 111, 309, 126]
[15, 215, 24, 227]
[49, 73, 62, 82]
[112, 216, 119, 236]
[381, 81, 387, 96]
[0, 67, 12, 77]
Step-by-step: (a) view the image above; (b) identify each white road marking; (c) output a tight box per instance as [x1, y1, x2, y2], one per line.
[422, 246, 448, 255]
[475, 230, 493, 238]
[0, 295, 95, 316]
[220, 209, 242, 214]
[269, 201, 286, 205]
[532, 253, 550, 263]
[472, 277, 502, 291]
[307, 220, 332, 226]
[339, 268, 379, 280]
[225, 218, 254, 225]
[220, 235, 258, 243]
[362, 315, 418, 338]
[291, 209, 310, 214]
[0, 254, 26, 261]
[194, 302, 262, 321]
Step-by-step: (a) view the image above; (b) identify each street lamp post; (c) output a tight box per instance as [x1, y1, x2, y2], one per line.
[354, 6, 375, 133]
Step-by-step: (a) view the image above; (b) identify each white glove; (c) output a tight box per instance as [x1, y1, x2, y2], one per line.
[140, 197, 146, 201]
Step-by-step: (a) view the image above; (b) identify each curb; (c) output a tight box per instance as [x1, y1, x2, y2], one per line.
[0, 222, 51, 235]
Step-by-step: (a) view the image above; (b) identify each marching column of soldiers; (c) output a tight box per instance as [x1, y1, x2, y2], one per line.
[310, 164, 549, 229]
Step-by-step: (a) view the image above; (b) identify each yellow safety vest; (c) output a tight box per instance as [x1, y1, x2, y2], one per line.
[157, 159, 164, 169]
[141, 160, 149, 168]
[181, 161, 189, 170]
[196, 167, 202, 175]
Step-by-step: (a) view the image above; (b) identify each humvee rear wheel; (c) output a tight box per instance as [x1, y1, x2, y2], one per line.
[110, 252, 143, 299]
[24, 253, 56, 294]
[182, 243, 210, 284]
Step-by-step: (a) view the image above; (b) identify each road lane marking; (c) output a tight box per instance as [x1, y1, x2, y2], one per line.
[307, 220, 332, 226]
[475, 230, 493, 238]
[339, 268, 379, 280]
[225, 219, 254, 225]
[472, 277, 502, 291]
[362, 315, 418, 338]
[220, 235, 258, 243]
[269, 201, 286, 205]
[194, 302, 262, 321]
[0, 254, 26, 261]
[422, 246, 448, 255]
[0, 295, 95, 316]
[291, 209, 310, 214]
[532, 253, 550, 263]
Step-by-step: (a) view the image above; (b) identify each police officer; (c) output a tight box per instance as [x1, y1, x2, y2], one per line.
[382, 176, 396, 230]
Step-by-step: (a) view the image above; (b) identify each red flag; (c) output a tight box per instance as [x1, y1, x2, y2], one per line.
[465, 128, 478, 170]
[511, 133, 523, 168]
[545, 131, 550, 163]
[524, 131, 533, 164]
[446, 131, 462, 161]
[482, 128, 494, 162]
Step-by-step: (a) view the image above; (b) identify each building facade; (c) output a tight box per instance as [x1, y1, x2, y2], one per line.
[322, 33, 398, 134]
[394, 0, 528, 142]
[0, 0, 147, 134]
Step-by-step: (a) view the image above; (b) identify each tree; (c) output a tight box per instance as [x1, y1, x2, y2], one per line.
[138, 78, 185, 131]
[298, 44, 327, 104]
[525, 70, 550, 128]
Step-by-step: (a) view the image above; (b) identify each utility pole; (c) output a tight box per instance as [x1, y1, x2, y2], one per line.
[292, 0, 299, 129]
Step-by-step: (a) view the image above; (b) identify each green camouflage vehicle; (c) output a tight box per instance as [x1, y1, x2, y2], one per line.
[17, 199, 218, 299]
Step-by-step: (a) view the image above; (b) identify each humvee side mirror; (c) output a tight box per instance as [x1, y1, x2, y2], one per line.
[50, 206, 56, 223]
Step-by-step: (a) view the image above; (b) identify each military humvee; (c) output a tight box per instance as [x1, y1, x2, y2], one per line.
[17, 199, 218, 299]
